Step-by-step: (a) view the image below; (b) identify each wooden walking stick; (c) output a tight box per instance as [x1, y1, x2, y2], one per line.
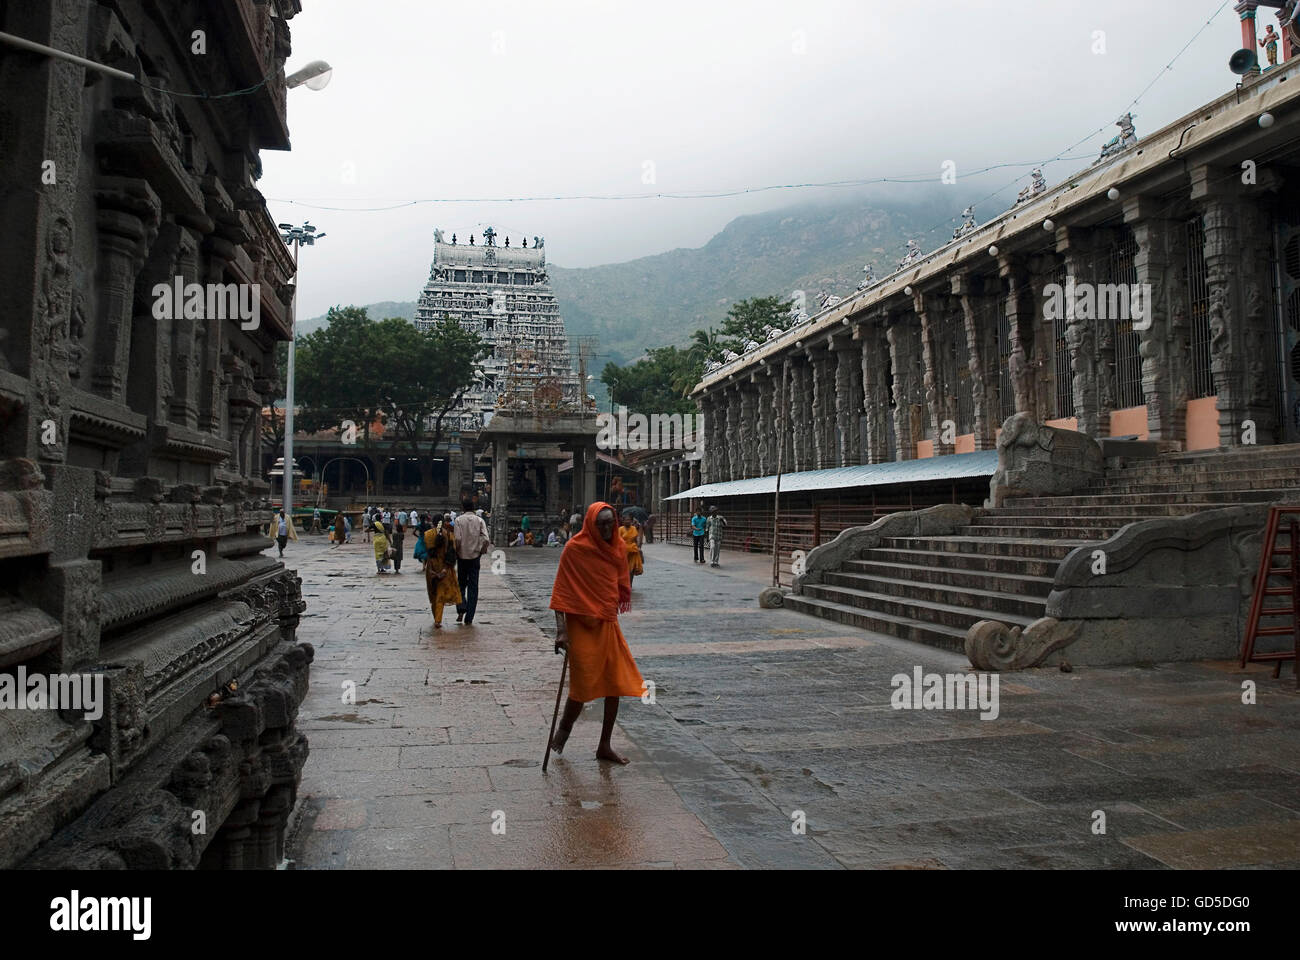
[542, 645, 570, 772]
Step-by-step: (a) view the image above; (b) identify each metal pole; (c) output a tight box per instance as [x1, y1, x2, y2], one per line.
[0, 30, 137, 81]
[283, 238, 300, 519]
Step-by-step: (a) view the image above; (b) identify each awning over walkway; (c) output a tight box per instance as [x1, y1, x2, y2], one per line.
[664, 450, 998, 500]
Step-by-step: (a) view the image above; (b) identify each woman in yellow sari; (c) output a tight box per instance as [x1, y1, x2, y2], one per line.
[619, 515, 644, 581]
[423, 520, 462, 628]
[372, 519, 391, 574]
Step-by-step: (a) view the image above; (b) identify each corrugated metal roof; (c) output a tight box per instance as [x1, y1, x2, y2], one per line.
[665, 450, 998, 500]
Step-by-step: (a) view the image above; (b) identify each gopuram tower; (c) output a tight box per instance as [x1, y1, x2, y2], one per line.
[413, 229, 582, 430]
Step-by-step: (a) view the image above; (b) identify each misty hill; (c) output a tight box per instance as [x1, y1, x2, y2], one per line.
[301, 194, 978, 364]
[300, 300, 416, 336]
[550, 194, 965, 364]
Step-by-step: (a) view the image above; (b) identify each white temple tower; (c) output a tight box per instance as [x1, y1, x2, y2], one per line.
[413, 229, 581, 430]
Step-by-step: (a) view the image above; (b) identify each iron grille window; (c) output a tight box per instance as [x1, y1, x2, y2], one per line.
[1186, 216, 1214, 399]
[1106, 231, 1144, 410]
[997, 302, 1014, 421]
[1051, 262, 1074, 420]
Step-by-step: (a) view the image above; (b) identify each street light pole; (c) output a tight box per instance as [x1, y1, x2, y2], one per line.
[278, 221, 327, 525]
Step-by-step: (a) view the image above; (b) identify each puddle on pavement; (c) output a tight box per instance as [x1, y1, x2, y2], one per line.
[503, 758, 537, 767]
[315, 714, 376, 724]
[579, 800, 602, 810]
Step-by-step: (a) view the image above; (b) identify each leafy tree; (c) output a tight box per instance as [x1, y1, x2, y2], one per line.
[293, 305, 487, 492]
[600, 346, 698, 415]
[715, 295, 793, 358]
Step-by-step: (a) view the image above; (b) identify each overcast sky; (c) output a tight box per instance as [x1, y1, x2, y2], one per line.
[261, 0, 1251, 320]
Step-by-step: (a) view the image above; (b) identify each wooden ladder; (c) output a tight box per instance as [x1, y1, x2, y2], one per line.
[1239, 506, 1300, 686]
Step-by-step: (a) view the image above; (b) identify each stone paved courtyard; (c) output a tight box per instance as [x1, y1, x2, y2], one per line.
[283, 534, 1300, 869]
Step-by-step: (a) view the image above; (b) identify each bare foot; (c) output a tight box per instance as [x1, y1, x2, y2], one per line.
[596, 744, 630, 765]
[550, 724, 571, 755]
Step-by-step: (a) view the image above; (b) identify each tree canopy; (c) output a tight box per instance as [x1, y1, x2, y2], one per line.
[598, 295, 793, 414]
[292, 305, 487, 467]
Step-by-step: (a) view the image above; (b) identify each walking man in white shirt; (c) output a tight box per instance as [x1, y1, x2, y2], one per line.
[453, 509, 491, 626]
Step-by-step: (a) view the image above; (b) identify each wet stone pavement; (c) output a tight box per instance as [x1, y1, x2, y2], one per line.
[282, 533, 1300, 869]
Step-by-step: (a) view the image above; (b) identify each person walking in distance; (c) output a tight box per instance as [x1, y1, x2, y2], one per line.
[691, 507, 707, 564]
[275, 510, 289, 558]
[548, 502, 644, 765]
[453, 507, 491, 626]
[390, 519, 406, 574]
[423, 517, 462, 629]
[706, 505, 728, 568]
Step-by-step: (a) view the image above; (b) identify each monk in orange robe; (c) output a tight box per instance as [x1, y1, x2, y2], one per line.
[549, 501, 644, 764]
[619, 516, 644, 581]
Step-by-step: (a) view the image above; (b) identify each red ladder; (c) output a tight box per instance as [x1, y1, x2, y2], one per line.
[1239, 506, 1300, 686]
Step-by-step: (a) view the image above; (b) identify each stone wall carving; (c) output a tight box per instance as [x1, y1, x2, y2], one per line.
[0, 0, 310, 870]
[987, 413, 1104, 508]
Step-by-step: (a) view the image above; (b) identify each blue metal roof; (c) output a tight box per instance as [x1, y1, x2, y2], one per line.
[665, 450, 998, 500]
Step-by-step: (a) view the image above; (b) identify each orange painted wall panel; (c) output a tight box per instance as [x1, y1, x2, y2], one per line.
[1044, 417, 1078, 432]
[1108, 406, 1149, 441]
[915, 440, 934, 459]
[955, 434, 976, 454]
[1186, 396, 1220, 451]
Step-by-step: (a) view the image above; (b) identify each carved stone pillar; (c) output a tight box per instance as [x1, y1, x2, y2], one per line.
[886, 318, 922, 460]
[914, 291, 948, 453]
[833, 339, 859, 466]
[1054, 231, 1104, 436]
[790, 358, 811, 472]
[1195, 168, 1281, 446]
[955, 274, 997, 450]
[1125, 199, 1184, 445]
[168, 227, 206, 430]
[808, 347, 834, 469]
[753, 372, 772, 476]
[857, 320, 891, 463]
[739, 384, 758, 479]
[3, 0, 90, 466]
[701, 396, 719, 483]
[725, 388, 742, 481]
[92, 178, 158, 404]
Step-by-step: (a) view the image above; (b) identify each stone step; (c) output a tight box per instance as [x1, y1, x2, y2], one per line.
[823, 570, 1051, 615]
[1007, 490, 1295, 507]
[964, 523, 1125, 540]
[782, 594, 971, 653]
[1138, 445, 1300, 467]
[877, 536, 1087, 560]
[1093, 469, 1300, 487]
[1092, 479, 1300, 495]
[844, 558, 1057, 595]
[801, 580, 1040, 633]
[973, 512, 1181, 527]
[852, 548, 1063, 579]
[991, 503, 1220, 518]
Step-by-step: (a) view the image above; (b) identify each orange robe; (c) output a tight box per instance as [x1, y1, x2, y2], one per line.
[551, 501, 642, 703]
[620, 524, 643, 576]
[564, 614, 644, 703]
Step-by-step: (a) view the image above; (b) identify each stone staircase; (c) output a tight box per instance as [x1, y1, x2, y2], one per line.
[785, 443, 1300, 652]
